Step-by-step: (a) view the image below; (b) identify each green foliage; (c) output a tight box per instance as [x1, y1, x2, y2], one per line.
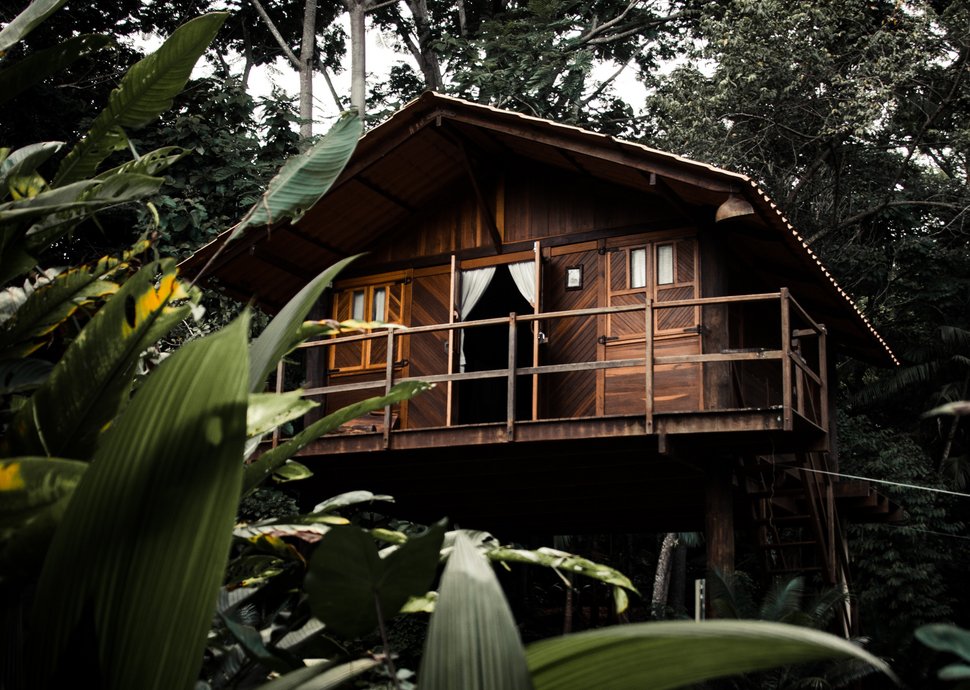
[917, 624, 970, 687]
[53, 12, 228, 186]
[839, 412, 961, 663]
[305, 522, 445, 639]
[31, 315, 249, 690]
[130, 79, 300, 258]
[420, 532, 533, 690]
[232, 109, 362, 239]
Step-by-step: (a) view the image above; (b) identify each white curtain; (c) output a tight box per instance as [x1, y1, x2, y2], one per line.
[460, 266, 497, 319]
[507, 261, 536, 307]
[459, 266, 497, 371]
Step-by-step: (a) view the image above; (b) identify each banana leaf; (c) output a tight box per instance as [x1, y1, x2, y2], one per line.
[5, 259, 197, 459]
[53, 13, 227, 186]
[525, 620, 897, 690]
[31, 314, 250, 690]
[0, 142, 64, 193]
[243, 381, 431, 492]
[0, 456, 85, 582]
[254, 658, 379, 690]
[0, 239, 150, 358]
[232, 111, 361, 239]
[0, 0, 68, 52]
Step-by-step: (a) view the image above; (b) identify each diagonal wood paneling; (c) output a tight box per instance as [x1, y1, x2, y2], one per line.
[543, 250, 599, 419]
[407, 271, 451, 428]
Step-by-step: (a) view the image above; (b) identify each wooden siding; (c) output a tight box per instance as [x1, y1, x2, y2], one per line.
[406, 271, 451, 428]
[504, 165, 680, 243]
[542, 248, 599, 419]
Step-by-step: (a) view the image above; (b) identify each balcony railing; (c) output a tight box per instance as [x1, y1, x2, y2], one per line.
[271, 288, 828, 447]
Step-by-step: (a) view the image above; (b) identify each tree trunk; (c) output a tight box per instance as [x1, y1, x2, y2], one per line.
[298, 0, 317, 139]
[651, 532, 678, 619]
[347, 0, 367, 115]
[404, 0, 443, 90]
[669, 540, 687, 616]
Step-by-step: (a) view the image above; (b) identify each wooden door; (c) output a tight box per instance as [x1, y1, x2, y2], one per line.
[600, 234, 701, 415]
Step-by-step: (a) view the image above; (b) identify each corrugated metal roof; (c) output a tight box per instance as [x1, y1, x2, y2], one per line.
[182, 91, 897, 365]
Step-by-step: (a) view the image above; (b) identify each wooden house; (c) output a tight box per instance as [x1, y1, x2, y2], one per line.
[184, 92, 902, 629]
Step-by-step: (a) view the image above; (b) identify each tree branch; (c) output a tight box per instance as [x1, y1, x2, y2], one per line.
[249, 0, 301, 69]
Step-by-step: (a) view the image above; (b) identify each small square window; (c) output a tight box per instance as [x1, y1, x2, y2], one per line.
[565, 265, 583, 290]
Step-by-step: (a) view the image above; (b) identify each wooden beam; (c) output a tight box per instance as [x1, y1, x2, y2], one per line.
[250, 247, 318, 282]
[458, 140, 504, 253]
[281, 225, 348, 256]
[354, 174, 416, 212]
[437, 108, 737, 193]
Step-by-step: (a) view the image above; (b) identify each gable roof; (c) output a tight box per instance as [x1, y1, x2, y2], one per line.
[181, 91, 897, 366]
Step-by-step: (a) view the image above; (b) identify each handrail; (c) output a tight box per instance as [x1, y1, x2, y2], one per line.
[279, 289, 828, 436]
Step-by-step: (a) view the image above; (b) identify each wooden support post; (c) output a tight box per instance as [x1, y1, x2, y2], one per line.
[507, 313, 517, 441]
[383, 330, 395, 449]
[780, 288, 793, 431]
[705, 465, 735, 588]
[645, 298, 654, 433]
[446, 255, 457, 427]
[532, 240, 541, 421]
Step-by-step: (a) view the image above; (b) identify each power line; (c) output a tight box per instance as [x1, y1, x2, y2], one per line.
[801, 466, 970, 499]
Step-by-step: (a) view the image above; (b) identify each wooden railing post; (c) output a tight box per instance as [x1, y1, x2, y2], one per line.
[383, 329, 395, 449]
[780, 288, 792, 431]
[507, 313, 517, 441]
[645, 298, 654, 434]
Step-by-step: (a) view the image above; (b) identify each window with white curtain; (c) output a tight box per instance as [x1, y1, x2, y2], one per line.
[657, 244, 674, 285]
[630, 248, 647, 289]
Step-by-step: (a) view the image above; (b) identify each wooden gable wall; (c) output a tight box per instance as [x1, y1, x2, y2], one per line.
[349, 161, 685, 275]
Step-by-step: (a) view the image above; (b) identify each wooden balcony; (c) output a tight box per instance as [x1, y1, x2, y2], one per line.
[274, 289, 830, 460]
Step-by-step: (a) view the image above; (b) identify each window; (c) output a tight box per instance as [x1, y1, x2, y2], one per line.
[330, 280, 406, 373]
[656, 244, 674, 285]
[630, 248, 647, 289]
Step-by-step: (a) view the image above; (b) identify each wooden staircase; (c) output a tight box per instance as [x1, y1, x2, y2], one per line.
[739, 452, 854, 636]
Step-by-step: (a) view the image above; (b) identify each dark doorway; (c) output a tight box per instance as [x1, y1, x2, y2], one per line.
[458, 267, 534, 424]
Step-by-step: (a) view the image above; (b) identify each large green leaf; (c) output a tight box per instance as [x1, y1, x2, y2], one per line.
[247, 391, 318, 438]
[0, 239, 149, 359]
[4, 259, 197, 460]
[53, 13, 228, 186]
[93, 145, 191, 180]
[232, 110, 361, 239]
[419, 532, 533, 690]
[25, 173, 164, 251]
[255, 658, 380, 690]
[917, 623, 970, 661]
[0, 456, 85, 582]
[243, 381, 431, 492]
[248, 256, 357, 393]
[525, 620, 896, 690]
[305, 522, 445, 639]
[31, 314, 249, 690]
[0, 142, 64, 193]
[0, 357, 52, 393]
[0, 0, 68, 53]
[486, 545, 638, 614]
[0, 34, 112, 107]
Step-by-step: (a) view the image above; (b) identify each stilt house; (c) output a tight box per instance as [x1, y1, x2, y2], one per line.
[184, 92, 903, 631]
